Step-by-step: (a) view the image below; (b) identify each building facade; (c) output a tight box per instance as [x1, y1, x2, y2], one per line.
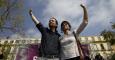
[80, 36, 114, 60]
[0, 36, 114, 60]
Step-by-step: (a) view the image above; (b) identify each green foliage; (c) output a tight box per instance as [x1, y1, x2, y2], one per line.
[110, 53, 115, 60]
[101, 30, 115, 45]
[101, 30, 114, 41]
[0, 0, 6, 7]
[0, 0, 25, 35]
[110, 39, 115, 45]
[101, 22, 115, 45]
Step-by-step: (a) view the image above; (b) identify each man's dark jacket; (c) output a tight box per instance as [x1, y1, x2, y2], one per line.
[36, 23, 60, 56]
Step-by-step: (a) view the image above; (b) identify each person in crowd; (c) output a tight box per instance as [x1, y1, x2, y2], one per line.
[29, 10, 60, 60]
[95, 53, 104, 60]
[60, 4, 90, 60]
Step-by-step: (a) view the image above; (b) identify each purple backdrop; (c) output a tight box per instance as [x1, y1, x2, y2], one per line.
[15, 44, 40, 60]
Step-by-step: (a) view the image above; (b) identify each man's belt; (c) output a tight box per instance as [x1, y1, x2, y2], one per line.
[44, 55, 59, 58]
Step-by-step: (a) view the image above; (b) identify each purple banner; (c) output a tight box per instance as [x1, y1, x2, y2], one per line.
[81, 44, 90, 56]
[15, 44, 40, 60]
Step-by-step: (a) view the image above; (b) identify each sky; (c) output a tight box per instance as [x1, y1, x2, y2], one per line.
[10, 0, 115, 38]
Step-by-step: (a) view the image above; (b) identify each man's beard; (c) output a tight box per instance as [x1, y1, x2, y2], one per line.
[49, 25, 57, 28]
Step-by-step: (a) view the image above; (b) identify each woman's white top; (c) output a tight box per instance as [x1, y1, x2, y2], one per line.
[60, 31, 80, 59]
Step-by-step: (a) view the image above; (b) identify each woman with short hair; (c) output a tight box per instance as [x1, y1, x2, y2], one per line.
[60, 4, 89, 60]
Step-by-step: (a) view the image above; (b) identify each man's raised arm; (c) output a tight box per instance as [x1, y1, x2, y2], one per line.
[29, 9, 40, 25]
[76, 4, 88, 35]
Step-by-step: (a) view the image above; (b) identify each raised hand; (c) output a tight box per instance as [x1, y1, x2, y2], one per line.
[76, 4, 88, 35]
[80, 4, 85, 8]
[29, 9, 32, 15]
[29, 9, 40, 24]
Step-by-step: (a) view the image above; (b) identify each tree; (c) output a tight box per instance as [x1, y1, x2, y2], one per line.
[0, 0, 25, 37]
[101, 22, 115, 45]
